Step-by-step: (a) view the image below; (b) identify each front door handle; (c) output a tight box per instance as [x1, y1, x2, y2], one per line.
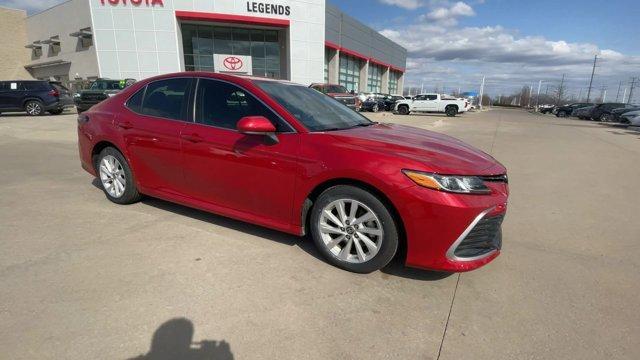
[181, 133, 203, 143]
[117, 121, 133, 130]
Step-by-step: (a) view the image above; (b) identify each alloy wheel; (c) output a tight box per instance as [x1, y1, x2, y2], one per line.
[26, 102, 42, 116]
[99, 155, 126, 198]
[318, 199, 383, 263]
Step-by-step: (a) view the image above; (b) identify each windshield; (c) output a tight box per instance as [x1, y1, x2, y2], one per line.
[322, 85, 349, 94]
[257, 81, 373, 132]
[90, 80, 122, 90]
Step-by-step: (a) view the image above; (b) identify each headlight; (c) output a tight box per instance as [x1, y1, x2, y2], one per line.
[73, 93, 80, 98]
[107, 93, 117, 97]
[403, 170, 491, 194]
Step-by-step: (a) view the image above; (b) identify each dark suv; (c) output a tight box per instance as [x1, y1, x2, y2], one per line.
[0, 80, 74, 116]
[75, 78, 136, 113]
[554, 103, 593, 117]
[589, 103, 627, 121]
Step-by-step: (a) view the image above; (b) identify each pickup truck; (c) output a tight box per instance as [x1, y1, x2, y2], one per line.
[309, 83, 360, 111]
[395, 93, 468, 117]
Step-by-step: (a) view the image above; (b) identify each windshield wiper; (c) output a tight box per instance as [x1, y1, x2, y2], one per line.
[348, 122, 378, 128]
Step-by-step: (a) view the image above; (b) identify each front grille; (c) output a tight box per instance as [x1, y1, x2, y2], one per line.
[81, 94, 107, 102]
[335, 97, 356, 105]
[480, 174, 508, 183]
[454, 215, 504, 258]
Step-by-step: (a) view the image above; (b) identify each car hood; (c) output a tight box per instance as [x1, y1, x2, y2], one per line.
[328, 123, 505, 175]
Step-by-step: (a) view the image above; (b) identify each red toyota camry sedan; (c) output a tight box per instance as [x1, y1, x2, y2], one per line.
[77, 72, 508, 273]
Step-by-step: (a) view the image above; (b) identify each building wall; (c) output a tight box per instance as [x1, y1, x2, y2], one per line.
[325, 3, 406, 70]
[0, 7, 32, 80]
[25, 0, 98, 81]
[90, 0, 326, 85]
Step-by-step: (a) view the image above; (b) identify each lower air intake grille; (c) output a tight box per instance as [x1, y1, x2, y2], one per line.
[454, 214, 504, 258]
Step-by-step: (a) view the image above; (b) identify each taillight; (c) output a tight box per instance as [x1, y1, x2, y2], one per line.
[49, 89, 60, 97]
[77, 114, 89, 125]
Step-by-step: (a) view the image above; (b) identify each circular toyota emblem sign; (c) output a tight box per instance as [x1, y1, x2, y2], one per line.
[223, 56, 243, 71]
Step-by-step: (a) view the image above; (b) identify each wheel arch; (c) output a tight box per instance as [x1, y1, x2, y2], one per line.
[445, 104, 459, 111]
[22, 97, 44, 108]
[301, 177, 407, 261]
[91, 141, 123, 170]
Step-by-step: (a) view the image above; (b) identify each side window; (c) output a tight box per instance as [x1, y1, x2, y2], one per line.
[141, 78, 191, 121]
[195, 79, 289, 132]
[427, 95, 438, 101]
[126, 86, 145, 113]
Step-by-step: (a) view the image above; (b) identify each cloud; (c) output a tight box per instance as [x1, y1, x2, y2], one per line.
[0, 0, 66, 14]
[380, 23, 640, 96]
[378, 0, 424, 10]
[426, 1, 475, 20]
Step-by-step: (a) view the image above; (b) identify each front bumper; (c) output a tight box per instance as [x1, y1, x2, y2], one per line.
[392, 180, 508, 272]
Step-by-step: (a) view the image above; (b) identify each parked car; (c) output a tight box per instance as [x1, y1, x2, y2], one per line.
[309, 83, 360, 111]
[384, 95, 405, 111]
[620, 110, 640, 125]
[538, 104, 555, 114]
[572, 105, 595, 120]
[395, 93, 468, 116]
[78, 72, 509, 273]
[555, 103, 593, 117]
[359, 93, 386, 112]
[588, 103, 627, 121]
[611, 106, 640, 123]
[628, 114, 640, 127]
[0, 80, 74, 116]
[75, 78, 136, 113]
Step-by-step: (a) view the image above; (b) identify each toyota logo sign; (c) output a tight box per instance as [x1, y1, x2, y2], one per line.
[223, 57, 243, 71]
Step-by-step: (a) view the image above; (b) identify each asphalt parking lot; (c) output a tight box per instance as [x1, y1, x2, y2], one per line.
[1, 108, 639, 359]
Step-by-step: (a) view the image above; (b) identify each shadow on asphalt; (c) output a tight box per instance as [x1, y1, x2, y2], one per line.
[127, 318, 233, 360]
[91, 179, 451, 281]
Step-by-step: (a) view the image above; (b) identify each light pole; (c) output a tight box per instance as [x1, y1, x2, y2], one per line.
[535, 80, 542, 111]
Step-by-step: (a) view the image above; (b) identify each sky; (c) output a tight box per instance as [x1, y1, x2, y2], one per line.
[3, 0, 639, 100]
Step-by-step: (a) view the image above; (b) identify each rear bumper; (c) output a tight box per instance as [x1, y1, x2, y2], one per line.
[392, 182, 508, 272]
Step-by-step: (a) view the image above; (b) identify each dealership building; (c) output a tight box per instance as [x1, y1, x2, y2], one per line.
[16, 0, 406, 94]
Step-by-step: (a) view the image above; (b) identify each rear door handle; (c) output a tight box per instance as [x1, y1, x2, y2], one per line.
[180, 133, 203, 143]
[117, 121, 133, 130]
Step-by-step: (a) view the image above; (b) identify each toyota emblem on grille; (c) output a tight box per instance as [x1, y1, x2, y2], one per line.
[223, 57, 243, 71]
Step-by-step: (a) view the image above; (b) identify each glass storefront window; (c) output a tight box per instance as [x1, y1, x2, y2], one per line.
[339, 53, 360, 92]
[181, 24, 281, 79]
[367, 64, 382, 93]
[388, 70, 400, 95]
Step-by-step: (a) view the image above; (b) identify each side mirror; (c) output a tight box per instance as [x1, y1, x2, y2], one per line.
[237, 116, 278, 143]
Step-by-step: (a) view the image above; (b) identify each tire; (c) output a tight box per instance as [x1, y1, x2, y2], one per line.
[310, 185, 399, 273]
[372, 103, 379, 112]
[24, 100, 44, 116]
[48, 109, 64, 115]
[599, 113, 612, 122]
[557, 111, 567, 117]
[398, 105, 409, 115]
[445, 106, 457, 117]
[95, 147, 142, 205]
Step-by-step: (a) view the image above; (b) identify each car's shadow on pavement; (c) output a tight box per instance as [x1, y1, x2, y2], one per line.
[91, 179, 452, 281]
[127, 317, 233, 360]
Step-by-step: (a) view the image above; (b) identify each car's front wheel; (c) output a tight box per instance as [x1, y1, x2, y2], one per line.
[96, 147, 142, 205]
[599, 113, 612, 122]
[310, 185, 399, 273]
[557, 110, 567, 117]
[372, 103, 379, 112]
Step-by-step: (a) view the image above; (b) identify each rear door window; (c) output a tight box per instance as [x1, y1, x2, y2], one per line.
[126, 87, 146, 113]
[140, 78, 192, 121]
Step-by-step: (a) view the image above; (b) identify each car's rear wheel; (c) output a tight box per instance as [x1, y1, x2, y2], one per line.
[96, 147, 142, 205]
[557, 110, 567, 117]
[372, 103, 379, 112]
[25, 100, 44, 116]
[445, 106, 457, 117]
[310, 185, 398, 273]
[398, 105, 409, 115]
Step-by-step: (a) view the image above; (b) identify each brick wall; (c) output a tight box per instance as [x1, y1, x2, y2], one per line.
[0, 7, 32, 80]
